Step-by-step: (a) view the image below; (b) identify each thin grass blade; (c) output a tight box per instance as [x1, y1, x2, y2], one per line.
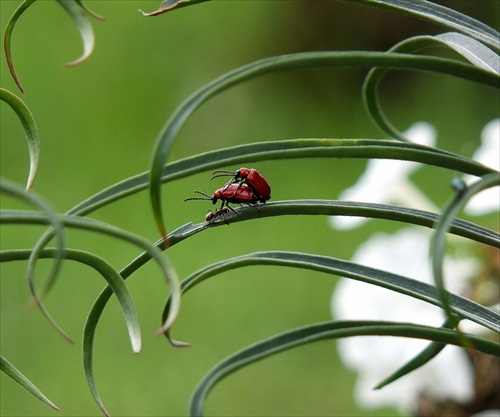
[0, 355, 59, 411]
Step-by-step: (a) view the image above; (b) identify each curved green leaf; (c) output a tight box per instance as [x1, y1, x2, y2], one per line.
[374, 316, 460, 390]
[63, 138, 494, 219]
[140, 0, 500, 51]
[149, 51, 499, 240]
[1, 248, 141, 354]
[75, 0, 106, 21]
[190, 320, 499, 417]
[363, 34, 500, 141]
[0, 355, 59, 411]
[0, 89, 40, 190]
[0, 179, 68, 343]
[161, 251, 500, 348]
[56, 0, 98, 67]
[434, 33, 499, 74]
[81, 198, 499, 414]
[140, 0, 210, 16]
[431, 174, 500, 326]
[344, 0, 500, 51]
[165, 200, 500, 248]
[3, 0, 38, 93]
[0, 209, 181, 336]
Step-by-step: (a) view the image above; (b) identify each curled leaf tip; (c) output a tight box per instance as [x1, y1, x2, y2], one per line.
[77, 2, 106, 21]
[169, 338, 191, 348]
[58, 0, 97, 68]
[139, 0, 179, 16]
[132, 339, 142, 354]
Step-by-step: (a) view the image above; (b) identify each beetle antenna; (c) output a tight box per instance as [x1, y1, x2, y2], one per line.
[184, 197, 209, 202]
[184, 190, 212, 202]
[210, 172, 235, 181]
[212, 170, 234, 175]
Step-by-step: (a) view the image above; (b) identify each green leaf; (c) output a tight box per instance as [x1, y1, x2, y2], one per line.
[189, 320, 499, 417]
[59, 138, 494, 219]
[80, 197, 499, 414]
[140, 0, 500, 51]
[3, 0, 38, 93]
[344, 0, 500, 51]
[161, 251, 499, 347]
[165, 200, 500, 248]
[363, 34, 499, 140]
[56, 0, 102, 67]
[434, 33, 499, 74]
[0, 209, 181, 336]
[0, 355, 59, 411]
[140, 0, 210, 16]
[431, 174, 500, 327]
[148, 51, 499, 241]
[0, 89, 40, 190]
[1, 248, 141, 354]
[374, 316, 460, 390]
[0, 179, 68, 343]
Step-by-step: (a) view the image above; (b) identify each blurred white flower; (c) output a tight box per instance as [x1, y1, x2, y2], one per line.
[332, 227, 480, 413]
[473, 410, 500, 417]
[330, 119, 500, 230]
[329, 122, 437, 230]
[330, 120, 500, 414]
[464, 118, 500, 216]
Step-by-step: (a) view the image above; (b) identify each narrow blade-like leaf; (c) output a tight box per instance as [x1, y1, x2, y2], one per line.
[190, 320, 499, 416]
[1, 248, 142, 353]
[56, 0, 99, 67]
[431, 174, 500, 326]
[344, 0, 500, 51]
[160, 251, 500, 348]
[148, 51, 498, 240]
[0, 179, 68, 342]
[140, 0, 210, 16]
[0, 355, 59, 411]
[363, 34, 500, 140]
[3, 0, 37, 93]
[0, 89, 40, 190]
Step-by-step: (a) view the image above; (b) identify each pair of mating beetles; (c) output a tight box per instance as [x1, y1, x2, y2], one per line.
[185, 167, 271, 223]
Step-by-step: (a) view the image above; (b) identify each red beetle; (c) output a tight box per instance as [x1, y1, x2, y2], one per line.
[185, 183, 259, 216]
[211, 167, 271, 203]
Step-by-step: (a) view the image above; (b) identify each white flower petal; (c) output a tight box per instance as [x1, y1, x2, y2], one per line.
[332, 228, 478, 412]
[465, 119, 500, 216]
[473, 410, 500, 417]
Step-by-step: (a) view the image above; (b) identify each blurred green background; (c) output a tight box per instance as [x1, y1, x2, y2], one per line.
[1, 1, 498, 416]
